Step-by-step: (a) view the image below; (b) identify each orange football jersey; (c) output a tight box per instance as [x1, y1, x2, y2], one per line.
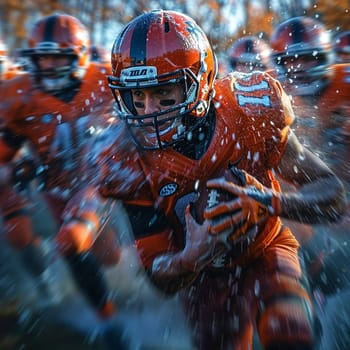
[0, 62, 115, 198]
[92, 71, 296, 269]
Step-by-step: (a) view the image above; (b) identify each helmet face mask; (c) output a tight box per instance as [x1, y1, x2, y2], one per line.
[230, 59, 266, 72]
[108, 10, 217, 150]
[22, 14, 90, 92]
[270, 16, 334, 95]
[274, 50, 328, 79]
[110, 68, 203, 149]
[275, 52, 330, 95]
[29, 54, 80, 91]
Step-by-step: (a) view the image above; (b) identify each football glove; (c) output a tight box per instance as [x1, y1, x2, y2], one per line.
[204, 168, 281, 242]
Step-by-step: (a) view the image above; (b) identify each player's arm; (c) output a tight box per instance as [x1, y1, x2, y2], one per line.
[205, 129, 346, 236]
[56, 186, 113, 254]
[272, 129, 346, 223]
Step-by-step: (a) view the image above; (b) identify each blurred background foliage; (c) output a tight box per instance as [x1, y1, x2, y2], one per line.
[0, 0, 349, 57]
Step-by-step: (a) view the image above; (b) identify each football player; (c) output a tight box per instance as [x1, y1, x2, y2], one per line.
[270, 16, 350, 250]
[0, 14, 120, 319]
[270, 16, 350, 347]
[57, 10, 346, 350]
[270, 16, 350, 166]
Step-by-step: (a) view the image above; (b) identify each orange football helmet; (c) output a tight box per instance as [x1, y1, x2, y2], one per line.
[108, 10, 217, 150]
[334, 31, 350, 63]
[22, 13, 90, 91]
[270, 16, 334, 95]
[228, 35, 272, 72]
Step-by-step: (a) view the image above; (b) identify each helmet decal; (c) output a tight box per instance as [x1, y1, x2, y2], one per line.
[128, 12, 155, 66]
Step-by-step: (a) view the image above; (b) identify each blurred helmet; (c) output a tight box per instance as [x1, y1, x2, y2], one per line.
[228, 35, 272, 72]
[108, 10, 217, 150]
[89, 44, 109, 63]
[334, 31, 350, 63]
[22, 13, 90, 91]
[270, 16, 333, 95]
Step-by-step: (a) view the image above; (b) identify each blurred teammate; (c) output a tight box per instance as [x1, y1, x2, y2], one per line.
[228, 35, 274, 73]
[0, 13, 120, 319]
[271, 16, 350, 347]
[58, 10, 346, 350]
[270, 15, 350, 203]
[334, 30, 350, 63]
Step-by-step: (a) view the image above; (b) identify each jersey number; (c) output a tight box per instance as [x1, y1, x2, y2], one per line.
[235, 79, 271, 107]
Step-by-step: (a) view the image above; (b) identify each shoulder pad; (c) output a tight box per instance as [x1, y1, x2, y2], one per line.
[231, 71, 294, 144]
[212, 73, 294, 169]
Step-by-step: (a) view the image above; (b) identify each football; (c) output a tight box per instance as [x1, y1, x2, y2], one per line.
[191, 166, 245, 225]
[191, 166, 260, 254]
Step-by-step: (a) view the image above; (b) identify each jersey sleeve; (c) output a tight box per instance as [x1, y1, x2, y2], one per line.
[231, 71, 295, 167]
[91, 123, 150, 201]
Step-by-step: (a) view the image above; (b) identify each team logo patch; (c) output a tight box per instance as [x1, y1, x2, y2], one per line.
[159, 183, 178, 197]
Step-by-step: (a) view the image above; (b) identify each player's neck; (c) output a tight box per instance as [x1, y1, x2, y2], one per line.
[173, 105, 215, 160]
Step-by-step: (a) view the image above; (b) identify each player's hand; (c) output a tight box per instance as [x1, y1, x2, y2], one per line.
[204, 170, 281, 241]
[179, 205, 227, 271]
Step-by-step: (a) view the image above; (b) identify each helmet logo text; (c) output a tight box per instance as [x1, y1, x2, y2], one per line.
[120, 66, 158, 87]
